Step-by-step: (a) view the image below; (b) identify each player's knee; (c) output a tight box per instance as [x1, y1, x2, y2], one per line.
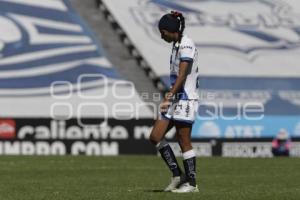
[149, 132, 160, 145]
[178, 140, 192, 152]
[177, 135, 192, 148]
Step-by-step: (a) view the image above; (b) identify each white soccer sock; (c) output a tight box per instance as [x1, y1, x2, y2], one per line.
[182, 149, 195, 160]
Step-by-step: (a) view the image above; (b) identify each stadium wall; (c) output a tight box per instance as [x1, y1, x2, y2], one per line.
[1, 0, 300, 157]
[99, 0, 300, 141]
[1, 118, 300, 157]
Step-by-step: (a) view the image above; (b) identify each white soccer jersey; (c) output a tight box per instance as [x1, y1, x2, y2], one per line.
[170, 35, 199, 100]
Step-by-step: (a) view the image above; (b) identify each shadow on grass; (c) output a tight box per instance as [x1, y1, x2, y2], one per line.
[144, 189, 165, 193]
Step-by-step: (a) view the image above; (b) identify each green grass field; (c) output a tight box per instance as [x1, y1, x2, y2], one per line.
[0, 156, 299, 200]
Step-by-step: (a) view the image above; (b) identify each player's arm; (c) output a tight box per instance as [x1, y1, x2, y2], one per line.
[167, 61, 191, 99]
[167, 40, 195, 100]
[161, 61, 191, 112]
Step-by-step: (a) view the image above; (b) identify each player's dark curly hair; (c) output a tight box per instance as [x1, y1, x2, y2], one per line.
[158, 11, 185, 51]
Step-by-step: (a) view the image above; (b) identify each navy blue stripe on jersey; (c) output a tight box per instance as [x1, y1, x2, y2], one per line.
[180, 57, 193, 62]
[178, 89, 189, 100]
[170, 74, 177, 85]
[160, 75, 170, 88]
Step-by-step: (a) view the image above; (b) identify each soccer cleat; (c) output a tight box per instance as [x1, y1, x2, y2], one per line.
[171, 182, 199, 193]
[164, 176, 182, 192]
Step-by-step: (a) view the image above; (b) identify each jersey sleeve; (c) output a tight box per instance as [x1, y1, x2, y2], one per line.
[179, 38, 195, 62]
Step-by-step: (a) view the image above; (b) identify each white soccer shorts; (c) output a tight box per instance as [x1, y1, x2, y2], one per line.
[161, 99, 198, 124]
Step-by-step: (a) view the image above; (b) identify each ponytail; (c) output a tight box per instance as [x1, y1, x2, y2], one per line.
[170, 11, 185, 53]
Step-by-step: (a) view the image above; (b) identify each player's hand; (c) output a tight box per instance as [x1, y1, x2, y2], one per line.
[160, 92, 173, 113]
[160, 98, 171, 114]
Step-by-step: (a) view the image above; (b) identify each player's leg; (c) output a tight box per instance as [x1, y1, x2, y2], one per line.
[149, 118, 173, 145]
[149, 119, 183, 191]
[172, 122, 198, 193]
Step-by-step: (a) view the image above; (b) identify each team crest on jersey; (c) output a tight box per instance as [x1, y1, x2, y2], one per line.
[131, 0, 300, 60]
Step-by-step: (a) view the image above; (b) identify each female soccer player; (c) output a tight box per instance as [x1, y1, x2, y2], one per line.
[149, 11, 200, 193]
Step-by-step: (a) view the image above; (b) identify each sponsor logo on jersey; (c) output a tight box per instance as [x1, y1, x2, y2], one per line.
[181, 45, 193, 50]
